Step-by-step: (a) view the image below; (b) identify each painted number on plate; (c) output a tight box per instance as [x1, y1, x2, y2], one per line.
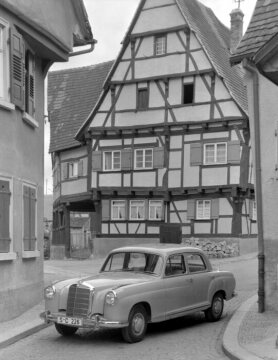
[57, 316, 83, 326]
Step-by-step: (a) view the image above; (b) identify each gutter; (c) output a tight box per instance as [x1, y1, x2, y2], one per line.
[69, 40, 96, 58]
[242, 58, 265, 313]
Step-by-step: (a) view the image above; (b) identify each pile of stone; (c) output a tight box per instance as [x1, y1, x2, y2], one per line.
[183, 237, 239, 258]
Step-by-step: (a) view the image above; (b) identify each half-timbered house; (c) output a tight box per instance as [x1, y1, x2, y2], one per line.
[50, 0, 257, 258]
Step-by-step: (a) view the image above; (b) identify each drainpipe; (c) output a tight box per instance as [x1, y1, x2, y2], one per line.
[69, 40, 96, 57]
[242, 58, 265, 313]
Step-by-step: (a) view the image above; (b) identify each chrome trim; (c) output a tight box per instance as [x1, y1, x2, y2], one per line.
[40, 311, 128, 329]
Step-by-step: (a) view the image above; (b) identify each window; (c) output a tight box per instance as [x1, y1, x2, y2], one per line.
[135, 148, 153, 169]
[149, 200, 163, 220]
[165, 254, 186, 276]
[130, 200, 145, 220]
[183, 83, 194, 104]
[196, 200, 211, 219]
[204, 143, 227, 165]
[154, 35, 166, 55]
[0, 18, 9, 102]
[137, 88, 148, 110]
[0, 179, 11, 253]
[104, 151, 121, 171]
[25, 50, 35, 116]
[111, 200, 126, 220]
[184, 253, 206, 273]
[23, 185, 37, 251]
[68, 162, 78, 178]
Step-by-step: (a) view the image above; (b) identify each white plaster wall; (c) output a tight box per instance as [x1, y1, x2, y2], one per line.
[191, 50, 211, 70]
[219, 198, 233, 215]
[148, 226, 160, 234]
[99, 173, 121, 187]
[203, 131, 229, 139]
[61, 178, 87, 195]
[102, 223, 108, 234]
[112, 61, 131, 82]
[122, 44, 131, 60]
[128, 223, 146, 234]
[134, 137, 157, 144]
[168, 78, 182, 105]
[116, 84, 137, 110]
[195, 76, 211, 102]
[111, 223, 127, 234]
[219, 100, 242, 117]
[149, 82, 165, 108]
[215, 77, 231, 100]
[194, 222, 211, 234]
[132, 5, 185, 34]
[169, 151, 182, 168]
[168, 32, 185, 53]
[99, 91, 112, 112]
[217, 218, 232, 234]
[173, 105, 210, 122]
[133, 171, 156, 186]
[91, 172, 97, 188]
[168, 170, 181, 187]
[90, 113, 107, 128]
[170, 212, 187, 223]
[184, 134, 201, 142]
[143, 0, 175, 9]
[123, 174, 131, 187]
[190, 33, 201, 50]
[230, 166, 240, 184]
[99, 139, 122, 147]
[135, 54, 186, 79]
[136, 36, 153, 58]
[171, 200, 187, 211]
[182, 226, 191, 235]
[115, 109, 164, 127]
[183, 144, 199, 187]
[157, 168, 166, 186]
[170, 135, 183, 149]
[202, 168, 227, 186]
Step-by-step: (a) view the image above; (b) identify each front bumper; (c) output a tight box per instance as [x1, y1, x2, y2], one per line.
[40, 311, 128, 329]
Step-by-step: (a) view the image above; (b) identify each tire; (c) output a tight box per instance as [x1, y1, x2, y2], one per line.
[205, 292, 224, 322]
[54, 323, 78, 336]
[121, 305, 148, 343]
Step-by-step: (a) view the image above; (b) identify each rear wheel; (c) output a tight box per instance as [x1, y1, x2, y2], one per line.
[121, 305, 148, 343]
[205, 292, 224, 322]
[54, 323, 78, 336]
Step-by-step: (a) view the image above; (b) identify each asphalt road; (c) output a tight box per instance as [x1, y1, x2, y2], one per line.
[0, 254, 258, 360]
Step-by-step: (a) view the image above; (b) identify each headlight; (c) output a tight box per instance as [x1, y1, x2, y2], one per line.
[44, 285, 56, 299]
[105, 290, 117, 306]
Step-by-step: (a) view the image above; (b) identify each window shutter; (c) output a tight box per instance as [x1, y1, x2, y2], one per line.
[0, 181, 10, 242]
[211, 199, 219, 219]
[187, 199, 195, 220]
[62, 163, 69, 180]
[190, 143, 202, 166]
[10, 27, 25, 110]
[249, 200, 253, 219]
[153, 147, 165, 169]
[23, 186, 30, 250]
[30, 188, 36, 250]
[78, 159, 84, 177]
[27, 51, 35, 117]
[227, 140, 241, 164]
[121, 149, 132, 170]
[92, 151, 102, 171]
[102, 200, 110, 221]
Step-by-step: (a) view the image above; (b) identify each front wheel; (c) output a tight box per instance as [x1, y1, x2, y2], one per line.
[205, 292, 224, 322]
[121, 305, 148, 343]
[54, 323, 78, 336]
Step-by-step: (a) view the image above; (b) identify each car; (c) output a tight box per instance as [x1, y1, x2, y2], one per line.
[40, 244, 236, 343]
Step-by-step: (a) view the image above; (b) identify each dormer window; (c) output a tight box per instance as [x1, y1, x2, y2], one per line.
[154, 35, 166, 56]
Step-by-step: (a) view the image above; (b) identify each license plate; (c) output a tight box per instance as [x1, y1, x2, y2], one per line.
[57, 316, 83, 326]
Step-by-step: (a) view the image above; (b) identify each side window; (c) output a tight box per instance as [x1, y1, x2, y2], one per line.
[185, 253, 206, 273]
[111, 200, 126, 220]
[103, 150, 121, 171]
[135, 148, 153, 169]
[204, 143, 227, 165]
[154, 34, 166, 56]
[130, 200, 145, 220]
[165, 254, 186, 276]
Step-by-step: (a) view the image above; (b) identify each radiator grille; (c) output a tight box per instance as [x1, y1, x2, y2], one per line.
[66, 284, 91, 317]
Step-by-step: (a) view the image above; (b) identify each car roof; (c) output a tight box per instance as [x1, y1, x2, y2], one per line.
[109, 243, 205, 257]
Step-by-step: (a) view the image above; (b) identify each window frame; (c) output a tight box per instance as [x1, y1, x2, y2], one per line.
[134, 148, 153, 170]
[103, 150, 121, 171]
[154, 34, 166, 56]
[129, 200, 145, 221]
[149, 200, 163, 221]
[196, 199, 211, 220]
[111, 200, 126, 220]
[204, 142, 227, 165]
[68, 161, 78, 178]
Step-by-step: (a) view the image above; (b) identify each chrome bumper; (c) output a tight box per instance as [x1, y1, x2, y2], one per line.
[40, 311, 128, 329]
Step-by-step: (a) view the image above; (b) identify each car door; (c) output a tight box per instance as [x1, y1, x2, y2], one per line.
[184, 253, 212, 307]
[163, 254, 195, 319]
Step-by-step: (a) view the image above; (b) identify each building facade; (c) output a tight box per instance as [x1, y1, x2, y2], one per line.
[0, 0, 94, 321]
[50, 0, 257, 258]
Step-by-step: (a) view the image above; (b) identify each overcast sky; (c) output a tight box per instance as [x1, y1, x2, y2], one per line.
[44, 0, 257, 194]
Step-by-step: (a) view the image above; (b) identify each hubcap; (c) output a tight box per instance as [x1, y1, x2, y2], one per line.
[213, 297, 222, 315]
[132, 313, 145, 335]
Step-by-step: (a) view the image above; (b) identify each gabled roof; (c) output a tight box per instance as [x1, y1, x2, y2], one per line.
[231, 0, 278, 63]
[76, 0, 248, 140]
[176, 0, 247, 113]
[48, 61, 113, 153]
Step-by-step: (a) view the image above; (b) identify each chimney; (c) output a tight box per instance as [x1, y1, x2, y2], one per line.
[230, 8, 244, 53]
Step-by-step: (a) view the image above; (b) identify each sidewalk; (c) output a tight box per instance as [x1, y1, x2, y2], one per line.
[0, 254, 277, 359]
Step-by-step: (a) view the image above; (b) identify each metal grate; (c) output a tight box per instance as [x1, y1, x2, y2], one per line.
[66, 284, 91, 317]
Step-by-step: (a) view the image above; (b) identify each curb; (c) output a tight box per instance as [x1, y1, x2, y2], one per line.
[0, 321, 51, 350]
[222, 294, 261, 360]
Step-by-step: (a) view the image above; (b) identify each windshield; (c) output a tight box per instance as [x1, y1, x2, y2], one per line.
[101, 252, 163, 276]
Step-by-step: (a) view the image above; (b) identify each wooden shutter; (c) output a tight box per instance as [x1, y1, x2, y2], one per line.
[190, 143, 202, 166]
[0, 181, 10, 242]
[62, 162, 69, 180]
[211, 199, 219, 219]
[153, 147, 165, 169]
[227, 140, 241, 164]
[102, 200, 110, 221]
[121, 149, 132, 170]
[78, 159, 84, 177]
[27, 51, 35, 116]
[138, 88, 148, 109]
[30, 187, 36, 250]
[92, 151, 102, 171]
[187, 199, 195, 220]
[10, 27, 25, 109]
[23, 186, 30, 250]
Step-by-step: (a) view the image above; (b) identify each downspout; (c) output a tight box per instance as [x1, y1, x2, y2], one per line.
[68, 41, 96, 57]
[242, 58, 265, 313]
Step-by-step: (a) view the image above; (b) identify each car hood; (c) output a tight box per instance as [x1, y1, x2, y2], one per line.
[76, 272, 155, 292]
